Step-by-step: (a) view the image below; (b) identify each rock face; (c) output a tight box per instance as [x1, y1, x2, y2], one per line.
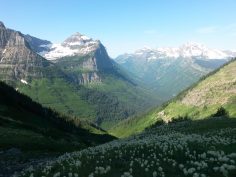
[0, 25, 119, 86]
[42, 32, 115, 84]
[0, 21, 117, 86]
[0, 22, 54, 84]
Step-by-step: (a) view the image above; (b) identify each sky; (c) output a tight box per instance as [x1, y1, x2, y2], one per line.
[1, 0, 236, 57]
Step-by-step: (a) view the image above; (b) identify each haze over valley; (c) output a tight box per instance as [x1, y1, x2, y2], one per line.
[0, 1, 236, 177]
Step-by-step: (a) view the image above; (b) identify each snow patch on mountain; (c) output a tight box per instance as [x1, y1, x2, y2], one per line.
[40, 33, 100, 60]
[20, 79, 28, 85]
[179, 42, 229, 59]
[129, 42, 235, 61]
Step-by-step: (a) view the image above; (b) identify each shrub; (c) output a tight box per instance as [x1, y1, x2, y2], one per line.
[212, 107, 229, 117]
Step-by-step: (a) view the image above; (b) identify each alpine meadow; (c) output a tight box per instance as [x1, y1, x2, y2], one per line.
[0, 1, 236, 177]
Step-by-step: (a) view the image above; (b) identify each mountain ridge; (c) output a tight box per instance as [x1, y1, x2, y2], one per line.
[117, 42, 235, 62]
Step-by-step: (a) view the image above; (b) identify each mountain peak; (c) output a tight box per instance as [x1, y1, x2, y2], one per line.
[63, 32, 93, 45]
[179, 42, 207, 58]
[179, 42, 230, 59]
[41, 32, 102, 60]
[0, 21, 6, 29]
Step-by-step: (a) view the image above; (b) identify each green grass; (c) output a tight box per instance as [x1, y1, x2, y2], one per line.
[17, 74, 159, 130]
[19, 117, 236, 177]
[0, 81, 115, 153]
[109, 108, 161, 138]
[18, 78, 96, 121]
[111, 59, 236, 138]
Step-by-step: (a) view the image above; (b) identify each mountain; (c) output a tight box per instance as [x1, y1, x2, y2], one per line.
[0, 81, 115, 176]
[0, 21, 64, 85]
[115, 42, 235, 101]
[40, 32, 102, 60]
[40, 32, 116, 84]
[0, 21, 157, 129]
[111, 58, 236, 137]
[39, 32, 159, 128]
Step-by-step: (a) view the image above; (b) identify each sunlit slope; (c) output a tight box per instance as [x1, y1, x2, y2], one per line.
[161, 58, 236, 121]
[111, 59, 236, 137]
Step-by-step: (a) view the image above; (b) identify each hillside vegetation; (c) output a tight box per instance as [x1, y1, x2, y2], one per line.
[0, 81, 115, 152]
[17, 72, 157, 130]
[19, 117, 236, 177]
[111, 59, 236, 138]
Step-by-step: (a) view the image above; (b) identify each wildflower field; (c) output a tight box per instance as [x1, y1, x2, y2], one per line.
[18, 117, 236, 177]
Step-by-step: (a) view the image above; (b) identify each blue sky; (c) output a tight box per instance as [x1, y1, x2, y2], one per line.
[1, 0, 236, 57]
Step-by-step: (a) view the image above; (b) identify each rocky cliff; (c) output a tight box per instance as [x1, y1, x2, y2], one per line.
[0, 21, 61, 85]
[43, 33, 115, 84]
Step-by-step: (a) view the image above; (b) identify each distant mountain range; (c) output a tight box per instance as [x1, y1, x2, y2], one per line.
[115, 42, 235, 101]
[0, 21, 156, 129]
[117, 42, 235, 61]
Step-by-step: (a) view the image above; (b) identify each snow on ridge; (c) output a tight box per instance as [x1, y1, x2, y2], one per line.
[20, 79, 28, 85]
[43, 43, 77, 60]
[81, 35, 91, 41]
[131, 42, 235, 61]
[39, 33, 100, 60]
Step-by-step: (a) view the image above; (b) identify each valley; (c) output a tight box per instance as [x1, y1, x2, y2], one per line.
[0, 22, 158, 130]
[0, 1, 236, 175]
[14, 58, 236, 176]
[111, 59, 236, 138]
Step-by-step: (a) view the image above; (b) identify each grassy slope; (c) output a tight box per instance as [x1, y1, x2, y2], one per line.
[109, 108, 160, 138]
[18, 78, 97, 121]
[111, 59, 236, 138]
[18, 76, 157, 130]
[19, 117, 236, 177]
[17, 54, 159, 130]
[161, 58, 236, 120]
[0, 81, 115, 152]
